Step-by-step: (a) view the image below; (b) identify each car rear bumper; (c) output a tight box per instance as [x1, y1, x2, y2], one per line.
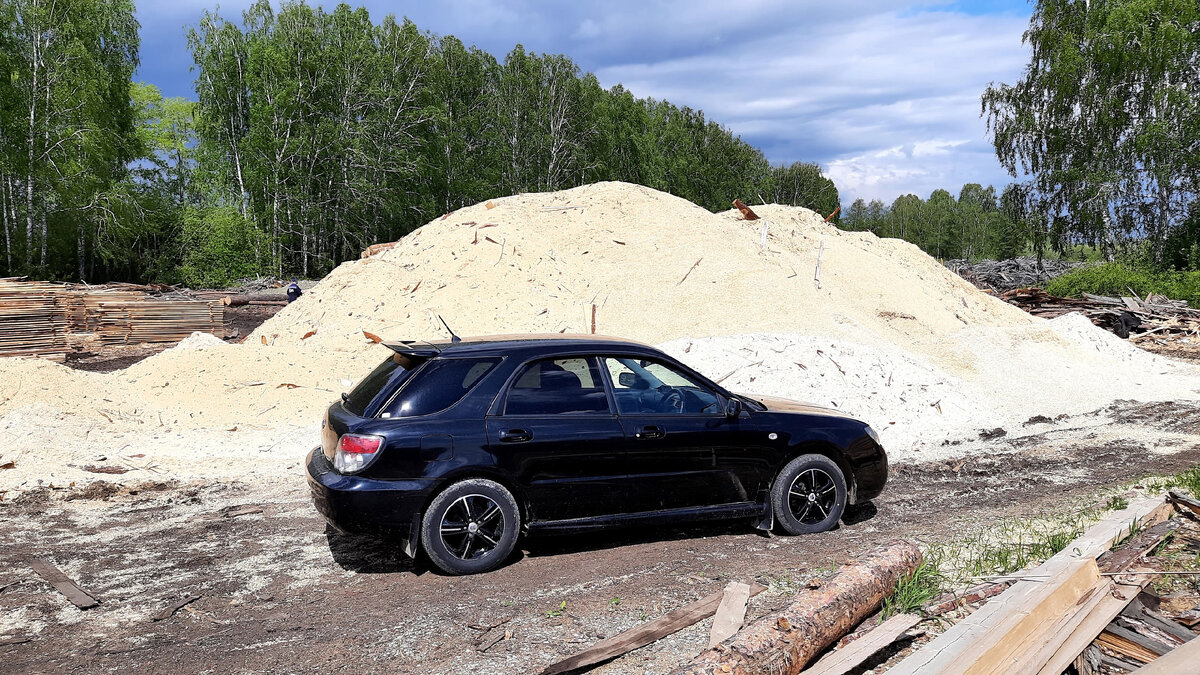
[305, 448, 434, 547]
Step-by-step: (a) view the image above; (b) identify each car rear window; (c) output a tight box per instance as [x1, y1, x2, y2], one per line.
[382, 357, 502, 418]
[343, 353, 427, 416]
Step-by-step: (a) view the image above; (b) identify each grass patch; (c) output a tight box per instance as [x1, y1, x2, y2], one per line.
[883, 557, 944, 618]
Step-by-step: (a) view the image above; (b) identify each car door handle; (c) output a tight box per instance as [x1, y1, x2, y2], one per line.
[635, 425, 665, 440]
[499, 429, 532, 443]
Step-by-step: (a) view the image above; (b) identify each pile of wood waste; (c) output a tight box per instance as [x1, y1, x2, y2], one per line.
[1001, 287, 1200, 343]
[945, 257, 1087, 292]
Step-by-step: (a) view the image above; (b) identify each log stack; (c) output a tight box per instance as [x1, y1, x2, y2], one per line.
[0, 278, 231, 359]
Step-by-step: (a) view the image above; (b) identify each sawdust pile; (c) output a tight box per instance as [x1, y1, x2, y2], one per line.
[0, 182, 1197, 490]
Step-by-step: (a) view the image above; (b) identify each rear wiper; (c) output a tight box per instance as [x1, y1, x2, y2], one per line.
[341, 392, 349, 404]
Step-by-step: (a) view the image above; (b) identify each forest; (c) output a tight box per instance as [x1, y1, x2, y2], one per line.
[0, 0, 839, 286]
[0, 0, 1196, 287]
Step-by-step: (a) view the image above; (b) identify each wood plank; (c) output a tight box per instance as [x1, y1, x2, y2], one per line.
[1168, 490, 1200, 519]
[1037, 576, 1151, 675]
[1130, 636, 1200, 674]
[1098, 623, 1170, 662]
[538, 583, 765, 675]
[707, 582, 750, 648]
[27, 557, 98, 609]
[890, 495, 1169, 675]
[1098, 520, 1179, 572]
[801, 613, 921, 675]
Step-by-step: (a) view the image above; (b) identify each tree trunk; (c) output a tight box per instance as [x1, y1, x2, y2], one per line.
[1, 174, 10, 274]
[671, 540, 922, 675]
[76, 221, 85, 281]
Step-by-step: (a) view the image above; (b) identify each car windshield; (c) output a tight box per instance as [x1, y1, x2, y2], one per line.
[343, 353, 427, 416]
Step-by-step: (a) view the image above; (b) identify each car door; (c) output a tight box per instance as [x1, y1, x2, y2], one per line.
[602, 356, 753, 512]
[485, 356, 629, 522]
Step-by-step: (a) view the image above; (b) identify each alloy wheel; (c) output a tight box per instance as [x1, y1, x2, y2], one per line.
[787, 468, 837, 525]
[439, 494, 506, 560]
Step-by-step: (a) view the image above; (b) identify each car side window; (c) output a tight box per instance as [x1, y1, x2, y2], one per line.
[604, 357, 721, 415]
[382, 357, 501, 418]
[505, 357, 611, 415]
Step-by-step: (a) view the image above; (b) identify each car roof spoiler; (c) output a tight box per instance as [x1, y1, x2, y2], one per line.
[383, 340, 442, 358]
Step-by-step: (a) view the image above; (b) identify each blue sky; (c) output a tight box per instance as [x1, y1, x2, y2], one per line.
[134, 0, 1034, 205]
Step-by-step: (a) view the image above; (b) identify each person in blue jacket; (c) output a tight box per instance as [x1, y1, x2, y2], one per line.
[286, 279, 303, 303]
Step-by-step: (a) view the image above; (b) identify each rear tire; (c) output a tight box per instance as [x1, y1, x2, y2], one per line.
[421, 478, 520, 575]
[771, 454, 847, 535]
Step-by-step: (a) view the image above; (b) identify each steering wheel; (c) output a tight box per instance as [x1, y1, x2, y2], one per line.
[659, 386, 685, 413]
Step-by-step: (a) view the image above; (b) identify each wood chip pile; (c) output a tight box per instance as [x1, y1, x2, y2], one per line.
[1001, 287, 1200, 341]
[0, 279, 230, 360]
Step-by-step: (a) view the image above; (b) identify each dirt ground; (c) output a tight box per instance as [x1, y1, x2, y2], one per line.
[2, 400, 1198, 675]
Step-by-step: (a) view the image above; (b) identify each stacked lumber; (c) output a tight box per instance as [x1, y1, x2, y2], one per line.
[90, 299, 227, 344]
[0, 278, 231, 357]
[0, 280, 72, 360]
[1001, 287, 1200, 340]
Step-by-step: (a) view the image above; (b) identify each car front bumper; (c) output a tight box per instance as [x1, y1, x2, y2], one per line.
[305, 447, 434, 554]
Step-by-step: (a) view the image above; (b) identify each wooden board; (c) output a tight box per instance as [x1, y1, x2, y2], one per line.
[890, 495, 1169, 675]
[1130, 637, 1200, 674]
[801, 613, 921, 675]
[27, 557, 98, 609]
[538, 582, 765, 675]
[1036, 576, 1151, 675]
[707, 582, 751, 648]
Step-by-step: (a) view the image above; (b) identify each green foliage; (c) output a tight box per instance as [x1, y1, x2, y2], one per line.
[984, 0, 1200, 263]
[176, 206, 263, 287]
[882, 558, 944, 618]
[1046, 262, 1200, 306]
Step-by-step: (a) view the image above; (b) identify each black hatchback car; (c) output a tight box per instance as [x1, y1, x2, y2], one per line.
[307, 335, 887, 575]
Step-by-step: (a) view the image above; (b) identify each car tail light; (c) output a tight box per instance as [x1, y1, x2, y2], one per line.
[333, 434, 384, 473]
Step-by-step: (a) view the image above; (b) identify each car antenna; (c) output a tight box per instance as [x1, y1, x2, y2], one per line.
[438, 315, 462, 343]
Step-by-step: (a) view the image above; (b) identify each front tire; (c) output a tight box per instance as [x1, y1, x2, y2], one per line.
[771, 454, 847, 535]
[421, 478, 520, 575]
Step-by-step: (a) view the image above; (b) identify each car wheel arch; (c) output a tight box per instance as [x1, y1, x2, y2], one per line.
[778, 441, 857, 505]
[422, 469, 531, 526]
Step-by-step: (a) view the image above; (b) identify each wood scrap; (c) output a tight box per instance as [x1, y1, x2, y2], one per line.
[152, 595, 201, 622]
[673, 540, 922, 675]
[890, 495, 1172, 675]
[801, 613, 920, 675]
[1036, 574, 1154, 675]
[707, 582, 751, 648]
[538, 582, 765, 675]
[220, 505, 264, 518]
[27, 557, 99, 609]
[814, 240, 825, 290]
[999, 287, 1200, 340]
[677, 258, 702, 286]
[0, 635, 32, 647]
[1097, 623, 1170, 662]
[733, 199, 759, 220]
[1130, 635, 1200, 673]
[1168, 490, 1200, 519]
[1098, 519, 1179, 572]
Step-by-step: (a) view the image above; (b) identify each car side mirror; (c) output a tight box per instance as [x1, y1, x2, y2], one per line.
[618, 372, 637, 388]
[725, 397, 742, 419]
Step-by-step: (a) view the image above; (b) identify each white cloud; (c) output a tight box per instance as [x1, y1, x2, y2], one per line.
[133, 0, 1033, 205]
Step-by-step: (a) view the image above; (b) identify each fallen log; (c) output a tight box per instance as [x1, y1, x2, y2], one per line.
[539, 581, 766, 675]
[222, 295, 289, 307]
[671, 540, 922, 675]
